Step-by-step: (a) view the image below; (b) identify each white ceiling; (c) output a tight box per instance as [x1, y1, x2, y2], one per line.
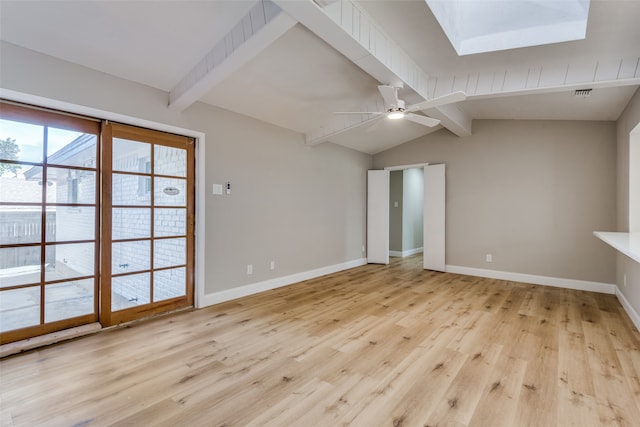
[1, 0, 639, 155]
[358, 0, 640, 77]
[0, 0, 257, 91]
[200, 24, 381, 134]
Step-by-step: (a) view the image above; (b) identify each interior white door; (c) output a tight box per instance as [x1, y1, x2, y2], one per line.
[423, 164, 446, 271]
[367, 170, 389, 264]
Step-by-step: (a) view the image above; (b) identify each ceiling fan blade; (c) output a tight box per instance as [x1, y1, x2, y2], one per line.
[334, 111, 385, 115]
[404, 113, 441, 127]
[406, 91, 466, 113]
[378, 85, 400, 108]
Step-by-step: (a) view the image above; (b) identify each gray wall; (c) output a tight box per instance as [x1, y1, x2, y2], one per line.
[389, 170, 403, 253]
[374, 119, 617, 284]
[1, 41, 372, 297]
[2, 40, 633, 306]
[615, 88, 640, 315]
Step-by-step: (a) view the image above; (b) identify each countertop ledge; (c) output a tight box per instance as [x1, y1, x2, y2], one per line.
[594, 231, 640, 264]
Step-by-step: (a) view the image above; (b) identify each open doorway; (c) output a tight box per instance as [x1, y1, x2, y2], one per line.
[389, 168, 424, 258]
[367, 164, 446, 271]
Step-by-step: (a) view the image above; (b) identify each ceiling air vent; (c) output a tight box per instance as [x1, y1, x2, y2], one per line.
[574, 88, 593, 97]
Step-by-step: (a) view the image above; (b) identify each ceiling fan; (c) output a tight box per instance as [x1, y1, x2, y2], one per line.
[335, 85, 466, 127]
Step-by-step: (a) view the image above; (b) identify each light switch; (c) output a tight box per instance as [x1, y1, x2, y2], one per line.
[212, 184, 223, 195]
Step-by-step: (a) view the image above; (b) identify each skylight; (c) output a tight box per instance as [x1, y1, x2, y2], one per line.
[425, 0, 590, 56]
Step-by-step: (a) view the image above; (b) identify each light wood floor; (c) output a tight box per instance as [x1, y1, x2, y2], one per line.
[2, 255, 640, 426]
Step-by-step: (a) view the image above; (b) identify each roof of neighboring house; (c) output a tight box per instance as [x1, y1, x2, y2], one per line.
[24, 133, 96, 180]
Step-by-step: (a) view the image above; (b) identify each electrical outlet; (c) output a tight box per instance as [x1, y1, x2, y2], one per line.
[246, 264, 253, 275]
[486, 254, 493, 263]
[270, 261, 275, 270]
[623, 274, 627, 287]
[362, 245, 365, 253]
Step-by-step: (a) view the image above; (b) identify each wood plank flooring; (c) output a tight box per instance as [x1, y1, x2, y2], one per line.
[2, 255, 640, 426]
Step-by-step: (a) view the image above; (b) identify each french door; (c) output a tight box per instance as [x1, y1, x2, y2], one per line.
[101, 122, 194, 326]
[0, 102, 194, 343]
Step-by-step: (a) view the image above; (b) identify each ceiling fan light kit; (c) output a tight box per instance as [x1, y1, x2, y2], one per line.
[387, 110, 405, 119]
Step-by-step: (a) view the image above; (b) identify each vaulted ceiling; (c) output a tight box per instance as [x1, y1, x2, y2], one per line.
[1, 0, 638, 154]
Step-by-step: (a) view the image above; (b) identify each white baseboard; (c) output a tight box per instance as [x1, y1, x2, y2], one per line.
[615, 288, 640, 332]
[198, 258, 367, 308]
[445, 265, 617, 294]
[199, 260, 639, 332]
[389, 247, 423, 258]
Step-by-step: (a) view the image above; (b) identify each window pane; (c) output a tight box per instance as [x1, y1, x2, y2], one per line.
[0, 207, 42, 245]
[112, 240, 150, 274]
[154, 267, 186, 302]
[112, 273, 150, 311]
[46, 207, 95, 242]
[45, 242, 94, 282]
[112, 208, 150, 240]
[45, 279, 94, 323]
[154, 177, 186, 206]
[0, 118, 44, 163]
[154, 145, 186, 177]
[0, 246, 41, 288]
[0, 163, 43, 203]
[0, 286, 40, 332]
[47, 168, 96, 204]
[112, 173, 150, 206]
[154, 238, 186, 268]
[47, 128, 97, 168]
[154, 208, 186, 237]
[113, 138, 150, 173]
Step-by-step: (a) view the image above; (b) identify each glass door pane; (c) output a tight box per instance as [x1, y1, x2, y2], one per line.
[0, 102, 99, 344]
[102, 123, 194, 326]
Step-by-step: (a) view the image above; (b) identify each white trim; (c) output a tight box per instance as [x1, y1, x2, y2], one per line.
[389, 247, 423, 258]
[615, 288, 640, 332]
[0, 89, 203, 138]
[194, 135, 206, 309]
[384, 163, 429, 171]
[445, 265, 617, 294]
[1, 88, 208, 310]
[199, 258, 367, 307]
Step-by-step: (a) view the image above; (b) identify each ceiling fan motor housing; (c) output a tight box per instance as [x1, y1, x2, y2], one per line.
[388, 98, 405, 112]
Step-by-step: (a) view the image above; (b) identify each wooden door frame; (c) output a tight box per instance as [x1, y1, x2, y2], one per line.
[0, 102, 101, 344]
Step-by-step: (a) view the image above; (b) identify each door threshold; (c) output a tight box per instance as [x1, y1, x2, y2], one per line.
[1, 306, 195, 358]
[1, 323, 102, 358]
